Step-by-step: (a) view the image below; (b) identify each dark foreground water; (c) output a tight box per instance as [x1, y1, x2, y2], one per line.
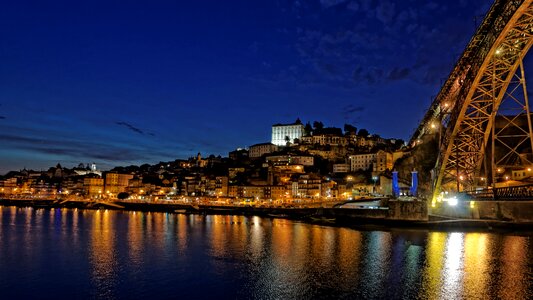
[0, 206, 532, 299]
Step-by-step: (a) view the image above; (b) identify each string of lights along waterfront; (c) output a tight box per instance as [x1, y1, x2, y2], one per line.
[0, 207, 531, 299]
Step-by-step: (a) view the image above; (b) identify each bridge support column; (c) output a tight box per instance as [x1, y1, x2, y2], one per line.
[392, 171, 400, 197]
[410, 171, 418, 197]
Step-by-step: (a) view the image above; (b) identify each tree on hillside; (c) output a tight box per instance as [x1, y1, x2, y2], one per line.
[117, 192, 130, 200]
[344, 124, 357, 134]
[357, 128, 369, 137]
[304, 122, 313, 136]
[313, 121, 324, 131]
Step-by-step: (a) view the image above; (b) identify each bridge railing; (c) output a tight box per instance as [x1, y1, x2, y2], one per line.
[465, 184, 533, 201]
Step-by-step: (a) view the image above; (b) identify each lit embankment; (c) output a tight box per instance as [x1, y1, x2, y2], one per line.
[431, 199, 533, 223]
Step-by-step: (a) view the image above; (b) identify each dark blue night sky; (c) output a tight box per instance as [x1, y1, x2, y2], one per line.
[0, 0, 512, 173]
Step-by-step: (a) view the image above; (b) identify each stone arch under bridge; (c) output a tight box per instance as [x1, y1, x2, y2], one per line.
[409, 0, 533, 200]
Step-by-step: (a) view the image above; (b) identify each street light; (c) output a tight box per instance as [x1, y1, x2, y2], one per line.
[372, 176, 378, 193]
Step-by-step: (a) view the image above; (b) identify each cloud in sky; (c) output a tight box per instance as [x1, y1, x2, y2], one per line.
[115, 121, 155, 136]
[116, 121, 145, 135]
[343, 104, 365, 114]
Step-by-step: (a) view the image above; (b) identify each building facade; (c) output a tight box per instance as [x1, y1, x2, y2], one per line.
[333, 163, 350, 173]
[83, 177, 104, 196]
[249, 143, 278, 158]
[373, 150, 393, 173]
[271, 121, 305, 146]
[104, 173, 134, 195]
[265, 155, 314, 166]
[349, 153, 377, 171]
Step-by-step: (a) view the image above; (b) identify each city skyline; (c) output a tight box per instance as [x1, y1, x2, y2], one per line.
[0, 0, 521, 173]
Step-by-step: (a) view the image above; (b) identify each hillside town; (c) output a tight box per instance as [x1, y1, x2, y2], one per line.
[0, 119, 409, 204]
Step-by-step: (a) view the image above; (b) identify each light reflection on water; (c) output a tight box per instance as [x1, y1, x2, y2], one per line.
[0, 206, 531, 299]
[90, 209, 119, 299]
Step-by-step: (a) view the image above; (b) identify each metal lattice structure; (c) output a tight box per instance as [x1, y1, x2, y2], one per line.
[410, 0, 533, 199]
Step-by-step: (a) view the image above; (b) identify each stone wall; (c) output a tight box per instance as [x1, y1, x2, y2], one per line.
[431, 201, 533, 222]
[327, 200, 428, 221]
[329, 207, 389, 219]
[387, 200, 428, 221]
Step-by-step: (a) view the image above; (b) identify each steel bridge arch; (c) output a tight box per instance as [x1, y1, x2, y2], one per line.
[410, 0, 533, 199]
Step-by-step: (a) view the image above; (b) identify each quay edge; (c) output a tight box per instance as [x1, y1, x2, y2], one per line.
[1, 198, 532, 231]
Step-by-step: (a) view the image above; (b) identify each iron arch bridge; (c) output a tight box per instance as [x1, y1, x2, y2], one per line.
[410, 0, 533, 201]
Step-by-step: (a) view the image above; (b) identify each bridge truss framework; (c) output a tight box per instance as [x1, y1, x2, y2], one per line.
[411, 0, 533, 200]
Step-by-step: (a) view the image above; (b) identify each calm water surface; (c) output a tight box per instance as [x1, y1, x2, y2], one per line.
[0, 206, 532, 299]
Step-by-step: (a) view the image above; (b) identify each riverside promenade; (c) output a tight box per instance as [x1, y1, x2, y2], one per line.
[2, 196, 532, 231]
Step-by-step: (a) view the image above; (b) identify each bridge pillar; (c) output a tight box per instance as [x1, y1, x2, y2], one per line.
[392, 171, 400, 197]
[410, 171, 418, 197]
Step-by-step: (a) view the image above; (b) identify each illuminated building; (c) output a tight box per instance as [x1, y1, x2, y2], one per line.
[300, 127, 347, 146]
[271, 119, 305, 146]
[83, 177, 104, 196]
[104, 172, 134, 194]
[293, 175, 322, 198]
[73, 162, 102, 176]
[349, 153, 377, 171]
[510, 166, 533, 181]
[228, 185, 264, 199]
[333, 163, 350, 173]
[373, 150, 393, 172]
[0, 178, 18, 194]
[215, 176, 228, 196]
[264, 185, 285, 200]
[249, 142, 278, 158]
[265, 155, 314, 166]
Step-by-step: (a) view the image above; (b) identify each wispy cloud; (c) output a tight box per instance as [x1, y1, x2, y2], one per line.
[115, 121, 155, 136]
[387, 67, 411, 81]
[343, 104, 365, 114]
[0, 133, 146, 162]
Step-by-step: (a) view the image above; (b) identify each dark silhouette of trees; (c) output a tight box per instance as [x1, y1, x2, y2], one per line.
[304, 122, 313, 136]
[117, 192, 130, 200]
[344, 124, 357, 134]
[357, 128, 369, 137]
[313, 121, 324, 131]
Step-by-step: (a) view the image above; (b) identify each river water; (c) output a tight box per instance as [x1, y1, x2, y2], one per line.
[0, 206, 531, 299]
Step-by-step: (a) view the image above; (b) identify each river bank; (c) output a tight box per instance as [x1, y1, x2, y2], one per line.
[1, 198, 532, 232]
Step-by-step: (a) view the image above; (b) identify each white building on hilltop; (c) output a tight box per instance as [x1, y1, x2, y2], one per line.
[271, 119, 304, 146]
